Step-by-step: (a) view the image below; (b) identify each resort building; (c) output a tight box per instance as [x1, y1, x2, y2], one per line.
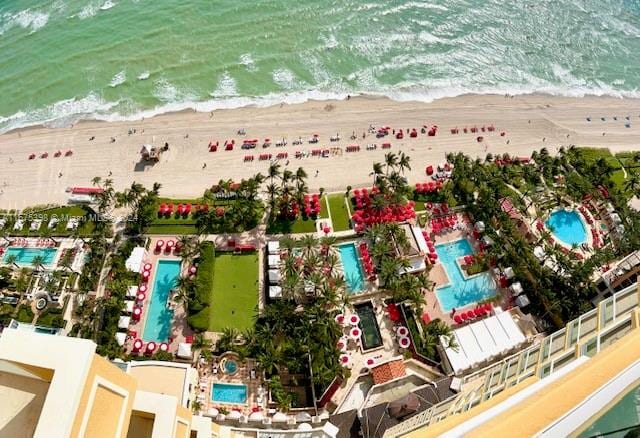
[0, 329, 211, 438]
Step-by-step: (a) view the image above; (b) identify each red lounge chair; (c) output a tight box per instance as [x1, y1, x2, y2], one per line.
[54, 150, 62, 157]
[28, 153, 36, 160]
[41, 152, 48, 159]
[65, 150, 73, 156]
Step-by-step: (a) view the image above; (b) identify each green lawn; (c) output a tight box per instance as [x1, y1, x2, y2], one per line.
[327, 194, 351, 231]
[208, 252, 259, 332]
[2, 205, 97, 237]
[267, 217, 317, 234]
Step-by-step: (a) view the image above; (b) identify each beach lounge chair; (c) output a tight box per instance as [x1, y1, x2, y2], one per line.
[13, 220, 24, 231]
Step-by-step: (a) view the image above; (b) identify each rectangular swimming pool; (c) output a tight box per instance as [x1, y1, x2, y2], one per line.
[338, 243, 365, 293]
[142, 259, 181, 342]
[211, 383, 248, 404]
[3, 247, 58, 266]
[435, 239, 496, 312]
[354, 302, 383, 350]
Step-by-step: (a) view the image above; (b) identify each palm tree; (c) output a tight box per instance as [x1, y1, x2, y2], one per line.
[268, 162, 282, 184]
[31, 255, 45, 272]
[91, 176, 102, 187]
[299, 234, 317, 255]
[5, 254, 18, 269]
[384, 152, 398, 175]
[398, 152, 411, 175]
[370, 162, 384, 185]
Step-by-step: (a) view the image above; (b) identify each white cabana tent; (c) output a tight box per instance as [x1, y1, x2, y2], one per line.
[267, 241, 280, 254]
[272, 412, 289, 423]
[510, 282, 523, 296]
[503, 266, 515, 279]
[177, 342, 192, 359]
[126, 286, 138, 298]
[533, 246, 546, 261]
[125, 247, 146, 272]
[441, 311, 526, 374]
[115, 332, 126, 346]
[269, 286, 282, 299]
[118, 316, 131, 329]
[123, 301, 134, 313]
[268, 255, 281, 268]
[474, 221, 486, 233]
[515, 294, 531, 308]
[268, 269, 281, 284]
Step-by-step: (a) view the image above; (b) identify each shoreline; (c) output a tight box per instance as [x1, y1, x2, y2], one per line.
[0, 93, 639, 209]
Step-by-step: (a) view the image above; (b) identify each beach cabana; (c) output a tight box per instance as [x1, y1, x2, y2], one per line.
[503, 266, 515, 279]
[267, 240, 280, 255]
[123, 301, 134, 313]
[268, 269, 281, 284]
[125, 247, 146, 272]
[177, 342, 192, 359]
[115, 332, 126, 346]
[118, 316, 131, 329]
[268, 255, 280, 268]
[515, 294, 531, 308]
[511, 282, 524, 296]
[127, 286, 138, 298]
[268, 286, 282, 299]
[272, 412, 288, 423]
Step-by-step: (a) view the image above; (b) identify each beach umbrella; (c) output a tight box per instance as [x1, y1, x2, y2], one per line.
[156, 240, 164, 250]
[143, 263, 152, 272]
[460, 312, 469, 321]
[133, 339, 144, 351]
[166, 240, 175, 250]
[349, 327, 361, 340]
[396, 326, 409, 337]
[339, 353, 352, 367]
[337, 338, 348, 352]
[465, 310, 475, 320]
[398, 336, 411, 348]
[349, 314, 360, 326]
[474, 307, 484, 317]
[159, 342, 169, 352]
[189, 266, 197, 274]
[138, 284, 147, 293]
[133, 307, 143, 320]
[146, 342, 157, 353]
[136, 292, 146, 301]
[334, 314, 345, 325]
[453, 314, 463, 324]
[142, 271, 150, 282]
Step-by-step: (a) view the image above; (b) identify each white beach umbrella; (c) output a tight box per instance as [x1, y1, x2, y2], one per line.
[272, 412, 288, 423]
[227, 410, 242, 420]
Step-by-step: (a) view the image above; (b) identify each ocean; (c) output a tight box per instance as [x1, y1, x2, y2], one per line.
[1, 0, 639, 133]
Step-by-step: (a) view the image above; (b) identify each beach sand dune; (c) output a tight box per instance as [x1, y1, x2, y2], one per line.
[0, 93, 638, 208]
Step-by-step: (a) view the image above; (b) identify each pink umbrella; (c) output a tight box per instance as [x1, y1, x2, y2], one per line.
[339, 353, 352, 366]
[166, 240, 175, 249]
[350, 327, 361, 340]
[133, 339, 144, 351]
[396, 326, 409, 337]
[146, 342, 157, 353]
[398, 336, 411, 348]
[136, 292, 146, 301]
[133, 307, 142, 320]
[349, 314, 360, 326]
[323, 226, 330, 234]
[138, 285, 148, 293]
[334, 314, 345, 325]
[159, 343, 169, 352]
[337, 339, 348, 352]
[156, 240, 164, 250]
[142, 271, 150, 282]
[366, 357, 376, 366]
[453, 314, 463, 324]
[143, 263, 152, 271]
[189, 266, 197, 274]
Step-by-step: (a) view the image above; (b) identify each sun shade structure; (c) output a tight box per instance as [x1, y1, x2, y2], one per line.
[387, 393, 420, 419]
[441, 311, 526, 374]
[125, 247, 146, 272]
[118, 316, 131, 329]
[267, 241, 280, 254]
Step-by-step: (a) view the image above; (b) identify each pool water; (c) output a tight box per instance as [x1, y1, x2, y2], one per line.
[224, 360, 238, 374]
[545, 209, 588, 247]
[435, 239, 497, 312]
[142, 259, 181, 342]
[3, 247, 58, 266]
[211, 383, 247, 404]
[354, 302, 383, 350]
[580, 383, 640, 438]
[338, 243, 365, 293]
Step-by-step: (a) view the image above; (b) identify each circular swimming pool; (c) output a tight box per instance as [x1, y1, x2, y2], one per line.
[545, 209, 587, 246]
[224, 359, 238, 375]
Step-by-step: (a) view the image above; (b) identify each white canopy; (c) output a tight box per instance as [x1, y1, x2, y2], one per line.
[474, 221, 486, 232]
[125, 247, 146, 272]
[269, 286, 282, 299]
[227, 410, 242, 420]
[268, 255, 281, 268]
[515, 294, 531, 308]
[248, 411, 264, 422]
[272, 412, 289, 422]
[268, 269, 281, 283]
[533, 246, 546, 261]
[267, 241, 280, 254]
[441, 311, 526, 374]
[503, 266, 515, 279]
[127, 286, 138, 297]
[205, 408, 219, 418]
[115, 332, 126, 346]
[511, 282, 523, 295]
[123, 301, 134, 313]
[118, 316, 131, 329]
[177, 342, 192, 359]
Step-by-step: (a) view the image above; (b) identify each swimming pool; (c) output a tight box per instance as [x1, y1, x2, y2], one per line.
[580, 383, 640, 438]
[338, 243, 365, 293]
[3, 247, 58, 266]
[354, 302, 383, 350]
[142, 259, 181, 342]
[211, 383, 247, 404]
[545, 209, 587, 247]
[435, 239, 497, 312]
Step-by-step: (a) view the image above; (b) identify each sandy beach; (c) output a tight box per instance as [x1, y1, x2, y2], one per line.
[0, 93, 638, 209]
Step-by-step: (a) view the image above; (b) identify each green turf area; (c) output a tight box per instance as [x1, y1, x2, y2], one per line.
[266, 217, 317, 234]
[208, 252, 258, 332]
[319, 196, 330, 219]
[147, 224, 198, 235]
[2, 205, 97, 237]
[327, 194, 351, 231]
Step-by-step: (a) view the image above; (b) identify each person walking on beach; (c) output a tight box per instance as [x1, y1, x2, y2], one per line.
[203, 163, 207, 169]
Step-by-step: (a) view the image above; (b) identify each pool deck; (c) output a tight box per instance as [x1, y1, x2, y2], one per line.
[196, 355, 263, 415]
[125, 237, 194, 355]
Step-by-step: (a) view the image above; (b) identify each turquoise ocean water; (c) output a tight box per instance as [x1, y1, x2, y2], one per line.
[1, 0, 640, 133]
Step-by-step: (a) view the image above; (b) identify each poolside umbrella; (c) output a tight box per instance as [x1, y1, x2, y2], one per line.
[136, 292, 146, 301]
[189, 266, 197, 274]
[133, 339, 143, 352]
[142, 271, 150, 282]
[349, 314, 360, 326]
[155, 240, 164, 251]
[166, 240, 175, 250]
[460, 312, 469, 321]
[248, 411, 264, 422]
[349, 327, 361, 340]
[366, 357, 376, 367]
[398, 336, 411, 348]
[465, 310, 475, 320]
[474, 307, 484, 317]
[339, 353, 352, 367]
[159, 342, 169, 352]
[227, 410, 242, 420]
[132, 306, 142, 320]
[143, 263, 152, 272]
[396, 326, 409, 337]
[337, 338, 348, 352]
[453, 314, 463, 324]
[334, 314, 345, 325]
[138, 284, 148, 293]
[146, 341, 157, 353]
